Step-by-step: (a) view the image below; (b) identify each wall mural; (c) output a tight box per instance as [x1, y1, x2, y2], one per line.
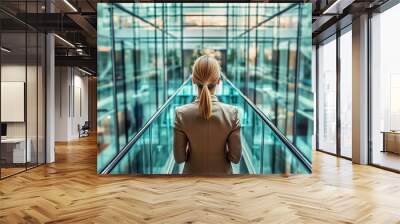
[97, 3, 313, 175]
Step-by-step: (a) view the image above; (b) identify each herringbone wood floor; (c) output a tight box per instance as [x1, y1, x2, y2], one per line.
[1, 135, 400, 224]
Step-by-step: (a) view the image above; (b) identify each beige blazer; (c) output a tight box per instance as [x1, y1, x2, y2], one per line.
[173, 95, 242, 174]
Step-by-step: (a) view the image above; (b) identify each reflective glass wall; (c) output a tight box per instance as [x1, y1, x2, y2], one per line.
[339, 28, 352, 159]
[97, 3, 313, 172]
[226, 4, 313, 160]
[317, 36, 337, 155]
[0, 1, 46, 179]
[97, 3, 183, 171]
[371, 4, 400, 171]
[315, 26, 352, 159]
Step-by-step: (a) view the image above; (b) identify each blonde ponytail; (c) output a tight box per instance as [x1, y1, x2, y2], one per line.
[192, 55, 221, 120]
[199, 84, 212, 120]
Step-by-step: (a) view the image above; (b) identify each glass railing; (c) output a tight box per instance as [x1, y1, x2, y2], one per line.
[101, 76, 311, 174]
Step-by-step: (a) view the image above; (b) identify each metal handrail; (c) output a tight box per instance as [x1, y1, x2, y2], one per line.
[101, 75, 312, 174]
[100, 76, 192, 174]
[222, 75, 312, 172]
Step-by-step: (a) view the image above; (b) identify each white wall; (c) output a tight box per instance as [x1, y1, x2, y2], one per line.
[55, 67, 89, 141]
[55, 66, 68, 141]
[1, 65, 26, 138]
[1, 65, 27, 144]
[1, 65, 39, 137]
[71, 72, 89, 138]
[1, 63, 46, 163]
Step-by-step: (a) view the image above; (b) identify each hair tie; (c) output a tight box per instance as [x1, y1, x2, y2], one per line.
[198, 83, 216, 90]
[207, 83, 216, 89]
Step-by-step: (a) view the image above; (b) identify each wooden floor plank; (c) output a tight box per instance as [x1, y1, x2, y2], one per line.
[0, 135, 400, 223]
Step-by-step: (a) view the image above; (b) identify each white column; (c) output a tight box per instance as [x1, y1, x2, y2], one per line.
[312, 45, 317, 150]
[46, 32, 55, 163]
[352, 14, 369, 164]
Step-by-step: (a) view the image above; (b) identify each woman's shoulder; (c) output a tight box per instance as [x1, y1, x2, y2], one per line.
[218, 102, 239, 114]
[175, 102, 197, 114]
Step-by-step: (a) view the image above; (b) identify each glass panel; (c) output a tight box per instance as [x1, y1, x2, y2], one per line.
[110, 78, 310, 174]
[98, 3, 312, 173]
[339, 29, 352, 158]
[312, 45, 317, 151]
[1, 30, 27, 177]
[371, 4, 400, 171]
[27, 31, 38, 168]
[0, 1, 46, 178]
[97, 4, 118, 171]
[317, 37, 337, 154]
[38, 32, 46, 165]
[294, 6, 313, 159]
[226, 3, 313, 161]
[97, 3, 185, 172]
[26, 0, 42, 168]
[110, 81, 193, 174]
